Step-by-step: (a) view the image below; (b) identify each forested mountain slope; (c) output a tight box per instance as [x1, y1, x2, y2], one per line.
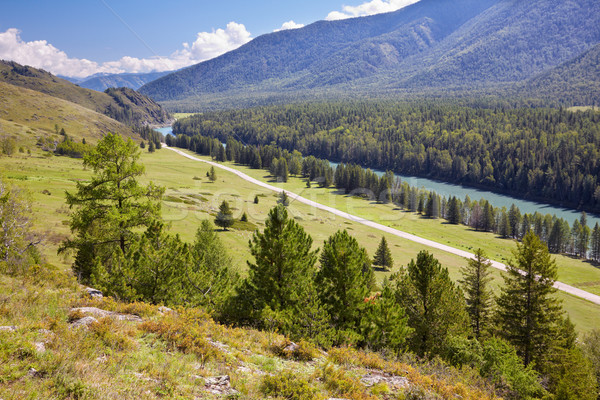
[140, 0, 600, 109]
[0, 60, 171, 126]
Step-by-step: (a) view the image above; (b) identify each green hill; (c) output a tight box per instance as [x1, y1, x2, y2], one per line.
[0, 80, 135, 146]
[0, 60, 171, 126]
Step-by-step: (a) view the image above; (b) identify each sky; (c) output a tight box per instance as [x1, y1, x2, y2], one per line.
[0, 0, 421, 78]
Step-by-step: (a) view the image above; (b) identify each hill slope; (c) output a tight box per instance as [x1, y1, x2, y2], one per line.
[140, 0, 600, 109]
[0, 81, 135, 144]
[0, 60, 171, 126]
[523, 43, 600, 105]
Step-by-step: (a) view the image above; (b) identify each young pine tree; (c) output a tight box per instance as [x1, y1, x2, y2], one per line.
[208, 166, 217, 182]
[495, 231, 564, 367]
[373, 236, 394, 271]
[459, 248, 493, 339]
[394, 250, 470, 357]
[236, 204, 319, 331]
[215, 200, 234, 230]
[316, 230, 374, 332]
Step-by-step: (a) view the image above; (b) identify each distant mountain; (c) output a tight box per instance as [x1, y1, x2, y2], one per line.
[78, 71, 172, 91]
[0, 60, 171, 126]
[139, 0, 600, 110]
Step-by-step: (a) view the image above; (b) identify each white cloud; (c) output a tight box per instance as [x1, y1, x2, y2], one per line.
[274, 20, 305, 32]
[0, 23, 252, 79]
[326, 0, 421, 21]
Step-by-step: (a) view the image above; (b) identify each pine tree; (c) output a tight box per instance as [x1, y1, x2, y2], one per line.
[316, 230, 374, 332]
[591, 223, 600, 262]
[373, 236, 394, 271]
[187, 219, 238, 315]
[499, 210, 511, 238]
[215, 200, 234, 230]
[447, 196, 461, 224]
[360, 281, 412, 353]
[395, 251, 470, 356]
[278, 191, 290, 206]
[254, 195, 259, 204]
[208, 166, 217, 182]
[148, 140, 155, 153]
[237, 205, 319, 330]
[495, 231, 564, 367]
[240, 212, 248, 222]
[459, 248, 493, 339]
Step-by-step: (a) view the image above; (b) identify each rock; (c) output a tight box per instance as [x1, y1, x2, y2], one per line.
[84, 287, 103, 299]
[0, 326, 17, 332]
[158, 306, 173, 314]
[28, 367, 40, 378]
[33, 342, 46, 353]
[361, 372, 409, 389]
[283, 342, 299, 353]
[113, 313, 142, 322]
[70, 307, 142, 322]
[70, 316, 98, 328]
[204, 375, 239, 396]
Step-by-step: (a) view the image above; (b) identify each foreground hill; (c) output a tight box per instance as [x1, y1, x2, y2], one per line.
[78, 70, 172, 92]
[0, 60, 171, 126]
[139, 0, 600, 110]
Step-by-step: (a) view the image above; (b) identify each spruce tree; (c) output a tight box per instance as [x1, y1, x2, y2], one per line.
[373, 236, 394, 271]
[395, 251, 470, 356]
[215, 200, 234, 230]
[316, 230, 374, 332]
[591, 223, 600, 262]
[459, 248, 493, 339]
[496, 231, 564, 367]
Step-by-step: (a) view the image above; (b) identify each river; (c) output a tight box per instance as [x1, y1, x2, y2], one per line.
[156, 125, 600, 226]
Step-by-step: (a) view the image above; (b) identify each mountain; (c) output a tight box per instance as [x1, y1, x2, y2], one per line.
[0, 60, 171, 126]
[78, 71, 172, 91]
[523, 43, 600, 105]
[139, 0, 600, 110]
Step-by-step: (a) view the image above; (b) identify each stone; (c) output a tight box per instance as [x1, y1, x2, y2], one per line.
[360, 372, 409, 389]
[33, 342, 46, 353]
[0, 326, 17, 332]
[283, 342, 299, 353]
[27, 367, 39, 378]
[204, 375, 239, 396]
[70, 307, 142, 322]
[84, 287, 103, 299]
[158, 306, 173, 314]
[70, 316, 98, 328]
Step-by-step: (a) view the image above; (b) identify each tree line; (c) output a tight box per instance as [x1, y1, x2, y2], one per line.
[166, 132, 600, 263]
[172, 102, 600, 212]
[50, 133, 598, 398]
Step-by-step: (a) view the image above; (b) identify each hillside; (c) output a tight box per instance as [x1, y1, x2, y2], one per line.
[0, 81, 135, 144]
[139, 0, 600, 110]
[0, 60, 171, 126]
[523, 43, 600, 105]
[78, 71, 172, 92]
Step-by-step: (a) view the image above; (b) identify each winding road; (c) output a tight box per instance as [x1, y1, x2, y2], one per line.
[167, 146, 600, 306]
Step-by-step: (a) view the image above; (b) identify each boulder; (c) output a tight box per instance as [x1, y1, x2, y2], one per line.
[0, 326, 17, 332]
[204, 375, 239, 396]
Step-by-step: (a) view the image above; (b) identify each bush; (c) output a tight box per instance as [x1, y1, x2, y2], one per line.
[260, 371, 324, 400]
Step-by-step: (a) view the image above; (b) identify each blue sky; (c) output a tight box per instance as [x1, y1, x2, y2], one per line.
[0, 0, 421, 78]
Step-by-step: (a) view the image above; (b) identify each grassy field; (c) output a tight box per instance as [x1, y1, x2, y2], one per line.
[2, 143, 600, 333]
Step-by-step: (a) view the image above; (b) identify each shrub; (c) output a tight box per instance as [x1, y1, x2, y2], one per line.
[260, 371, 324, 400]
